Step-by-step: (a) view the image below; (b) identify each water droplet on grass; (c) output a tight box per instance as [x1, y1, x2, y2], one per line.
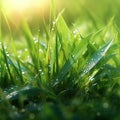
[25, 48, 28, 52]
[39, 48, 43, 53]
[10, 87, 14, 90]
[41, 72, 44, 75]
[73, 29, 79, 37]
[6, 53, 9, 57]
[71, 54, 75, 58]
[52, 21, 56, 26]
[6, 91, 18, 99]
[81, 39, 113, 77]
[96, 112, 101, 116]
[18, 55, 21, 58]
[89, 76, 94, 81]
[4, 46, 7, 49]
[22, 71, 25, 75]
[12, 105, 16, 110]
[39, 69, 42, 72]
[51, 26, 55, 31]
[33, 37, 38, 44]
[103, 102, 109, 108]
[40, 41, 47, 48]
[56, 78, 59, 81]
[4, 90, 7, 94]
[5, 66, 8, 70]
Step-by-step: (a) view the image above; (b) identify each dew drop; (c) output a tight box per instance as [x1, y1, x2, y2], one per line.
[39, 48, 43, 53]
[52, 21, 56, 25]
[5, 66, 8, 70]
[6, 91, 18, 99]
[91, 58, 94, 61]
[12, 105, 16, 110]
[56, 78, 59, 82]
[39, 69, 42, 72]
[18, 55, 21, 58]
[4, 90, 7, 94]
[71, 54, 75, 58]
[6, 53, 9, 57]
[96, 112, 101, 116]
[41, 72, 44, 75]
[73, 29, 79, 37]
[18, 50, 22, 55]
[89, 76, 94, 81]
[33, 37, 38, 44]
[40, 41, 47, 48]
[51, 27, 54, 31]
[22, 71, 25, 75]
[25, 48, 28, 52]
[10, 87, 14, 90]
[103, 102, 109, 108]
[83, 70, 87, 73]
[4, 46, 7, 49]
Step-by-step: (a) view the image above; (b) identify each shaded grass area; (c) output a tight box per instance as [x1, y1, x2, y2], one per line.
[0, 0, 120, 120]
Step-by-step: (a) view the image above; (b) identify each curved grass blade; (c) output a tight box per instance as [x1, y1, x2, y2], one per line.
[80, 39, 113, 77]
[6, 86, 56, 101]
[52, 34, 92, 86]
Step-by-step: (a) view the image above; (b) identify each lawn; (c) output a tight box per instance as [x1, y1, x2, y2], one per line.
[0, 0, 120, 120]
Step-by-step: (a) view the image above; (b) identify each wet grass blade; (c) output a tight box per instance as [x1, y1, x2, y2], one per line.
[7, 57, 24, 83]
[22, 20, 41, 74]
[53, 35, 92, 86]
[6, 86, 56, 102]
[80, 39, 113, 77]
[1, 43, 13, 83]
[6, 86, 44, 101]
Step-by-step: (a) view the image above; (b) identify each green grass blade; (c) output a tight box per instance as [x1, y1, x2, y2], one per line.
[6, 86, 56, 102]
[50, 0, 56, 30]
[6, 86, 44, 101]
[7, 57, 24, 83]
[56, 15, 71, 42]
[22, 20, 40, 73]
[22, 20, 35, 58]
[55, 31, 59, 74]
[80, 39, 113, 77]
[1, 43, 13, 83]
[53, 34, 92, 86]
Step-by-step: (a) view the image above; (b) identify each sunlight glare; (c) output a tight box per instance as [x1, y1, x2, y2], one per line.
[2, 0, 49, 15]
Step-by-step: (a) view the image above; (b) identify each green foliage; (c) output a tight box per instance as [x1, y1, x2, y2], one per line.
[0, 0, 120, 120]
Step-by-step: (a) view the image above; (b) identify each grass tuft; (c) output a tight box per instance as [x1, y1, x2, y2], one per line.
[0, 0, 120, 119]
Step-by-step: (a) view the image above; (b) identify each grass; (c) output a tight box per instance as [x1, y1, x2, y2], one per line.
[0, 0, 120, 120]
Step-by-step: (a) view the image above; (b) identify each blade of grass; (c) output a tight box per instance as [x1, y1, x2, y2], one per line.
[1, 43, 13, 83]
[22, 20, 40, 74]
[55, 31, 59, 74]
[50, 0, 56, 30]
[6, 86, 56, 102]
[80, 39, 113, 77]
[53, 34, 92, 86]
[7, 57, 24, 83]
[2, 11, 24, 83]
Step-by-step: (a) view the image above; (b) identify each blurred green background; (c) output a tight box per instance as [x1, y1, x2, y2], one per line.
[1, 0, 120, 36]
